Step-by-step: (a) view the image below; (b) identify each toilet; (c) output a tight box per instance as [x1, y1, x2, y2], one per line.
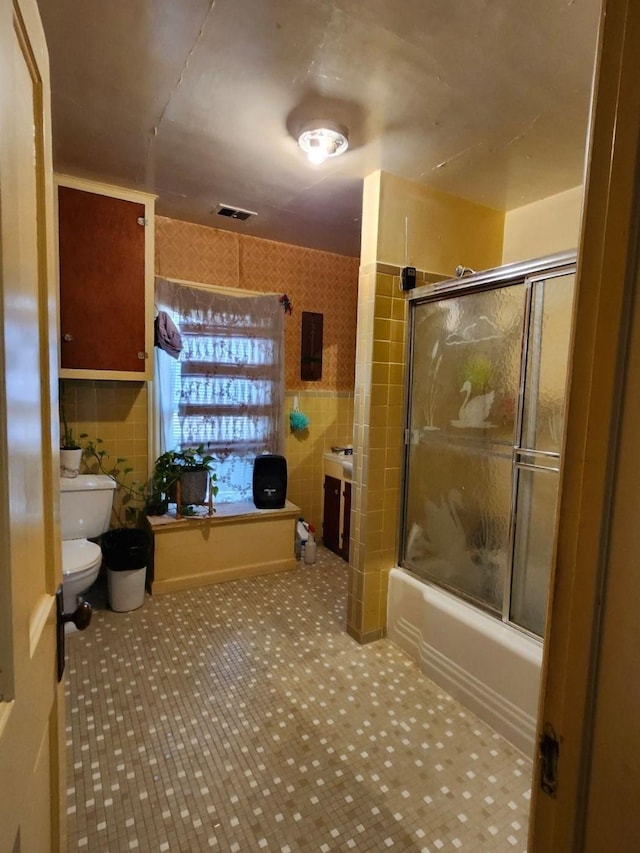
[60, 474, 116, 615]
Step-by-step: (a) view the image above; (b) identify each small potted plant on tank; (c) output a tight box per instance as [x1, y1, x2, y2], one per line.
[147, 445, 218, 517]
[59, 382, 82, 478]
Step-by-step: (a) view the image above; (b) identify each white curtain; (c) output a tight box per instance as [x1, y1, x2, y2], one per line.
[154, 277, 285, 503]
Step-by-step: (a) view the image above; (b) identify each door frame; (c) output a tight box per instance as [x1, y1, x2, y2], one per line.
[530, 0, 640, 847]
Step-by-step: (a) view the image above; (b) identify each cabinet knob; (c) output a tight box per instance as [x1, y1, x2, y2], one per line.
[137, 351, 148, 360]
[63, 333, 73, 342]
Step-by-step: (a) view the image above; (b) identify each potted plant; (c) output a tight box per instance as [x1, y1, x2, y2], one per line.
[59, 383, 82, 478]
[82, 436, 148, 527]
[147, 445, 218, 517]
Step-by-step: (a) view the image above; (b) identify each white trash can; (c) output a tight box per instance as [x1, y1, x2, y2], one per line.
[102, 528, 149, 612]
[107, 566, 146, 612]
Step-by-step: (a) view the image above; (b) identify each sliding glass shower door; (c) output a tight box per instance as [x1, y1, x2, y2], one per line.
[400, 258, 575, 637]
[510, 269, 575, 634]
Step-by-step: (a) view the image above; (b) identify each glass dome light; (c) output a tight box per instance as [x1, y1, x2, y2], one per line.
[297, 121, 349, 165]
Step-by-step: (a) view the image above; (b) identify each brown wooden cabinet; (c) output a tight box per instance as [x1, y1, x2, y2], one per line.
[341, 480, 351, 560]
[56, 176, 155, 380]
[323, 474, 342, 554]
[323, 474, 351, 561]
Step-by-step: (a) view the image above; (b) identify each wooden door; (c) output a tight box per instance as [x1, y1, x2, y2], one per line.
[0, 1, 64, 850]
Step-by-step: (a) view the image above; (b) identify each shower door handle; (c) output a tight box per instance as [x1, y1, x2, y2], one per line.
[538, 723, 560, 797]
[514, 447, 561, 473]
[56, 586, 92, 681]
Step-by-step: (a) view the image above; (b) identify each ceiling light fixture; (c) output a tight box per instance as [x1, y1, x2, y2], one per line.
[297, 121, 349, 165]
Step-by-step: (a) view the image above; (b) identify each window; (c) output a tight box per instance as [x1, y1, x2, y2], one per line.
[154, 278, 284, 503]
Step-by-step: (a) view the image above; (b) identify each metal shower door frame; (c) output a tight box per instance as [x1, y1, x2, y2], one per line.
[400, 251, 577, 637]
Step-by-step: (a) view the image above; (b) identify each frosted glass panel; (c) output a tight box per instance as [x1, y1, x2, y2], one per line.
[509, 272, 575, 635]
[404, 441, 512, 611]
[521, 273, 575, 453]
[402, 266, 575, 636]
[409, 285, 525, 442]
[510, 469, 561, 635]
[403, 284, 525, 612]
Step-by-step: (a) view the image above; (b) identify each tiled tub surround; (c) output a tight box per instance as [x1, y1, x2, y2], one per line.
[349, 262, 413, 643]
[66, 548, 531, 852]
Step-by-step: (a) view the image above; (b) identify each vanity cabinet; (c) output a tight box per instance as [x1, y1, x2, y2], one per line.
[341, 480, 351, 561]
[56, 175, 155, 380]
[322, 469, 351, 561]
[323, 475, 342, 555]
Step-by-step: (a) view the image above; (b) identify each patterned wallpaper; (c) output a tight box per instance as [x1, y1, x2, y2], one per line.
[155, 216, 359, 391]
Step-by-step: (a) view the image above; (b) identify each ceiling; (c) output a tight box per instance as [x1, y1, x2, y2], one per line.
[36, 0, 601, 258]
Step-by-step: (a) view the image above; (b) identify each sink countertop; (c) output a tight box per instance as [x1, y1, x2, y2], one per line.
[323, 451, 353, 479]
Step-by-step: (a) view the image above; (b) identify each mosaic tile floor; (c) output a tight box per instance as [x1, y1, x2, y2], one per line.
[66, 546, 532, 852]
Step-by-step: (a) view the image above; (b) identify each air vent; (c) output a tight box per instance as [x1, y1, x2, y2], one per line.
[216, 204, 257, 221]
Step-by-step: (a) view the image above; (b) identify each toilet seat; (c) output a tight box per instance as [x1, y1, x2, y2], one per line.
[62, 539, 102, 578]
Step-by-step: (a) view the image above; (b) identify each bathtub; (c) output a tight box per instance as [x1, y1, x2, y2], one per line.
[387, 567, 542, 756]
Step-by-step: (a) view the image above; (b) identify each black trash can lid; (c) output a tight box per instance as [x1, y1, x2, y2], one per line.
[102, 528, 150, 571]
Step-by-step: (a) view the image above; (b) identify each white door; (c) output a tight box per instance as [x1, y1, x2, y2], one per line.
[0, 0, 64, 851]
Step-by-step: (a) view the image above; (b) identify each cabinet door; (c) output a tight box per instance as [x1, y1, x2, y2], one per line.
[58, 185, 147, 373]
[340, 480, 351, 561]
[323, 474, 341, 554]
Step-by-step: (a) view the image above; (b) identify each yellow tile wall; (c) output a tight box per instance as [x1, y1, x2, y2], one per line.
[284, 391, 354, 533]
[61, 380, 149, 526]
[347, 263, 413, 643]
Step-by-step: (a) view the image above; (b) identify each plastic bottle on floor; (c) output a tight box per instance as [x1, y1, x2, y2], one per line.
[304, 527, 317, 565]
[295, 518, 309, 560]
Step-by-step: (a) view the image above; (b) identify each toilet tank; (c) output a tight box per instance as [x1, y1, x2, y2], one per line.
[60, 474, 116, 540]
